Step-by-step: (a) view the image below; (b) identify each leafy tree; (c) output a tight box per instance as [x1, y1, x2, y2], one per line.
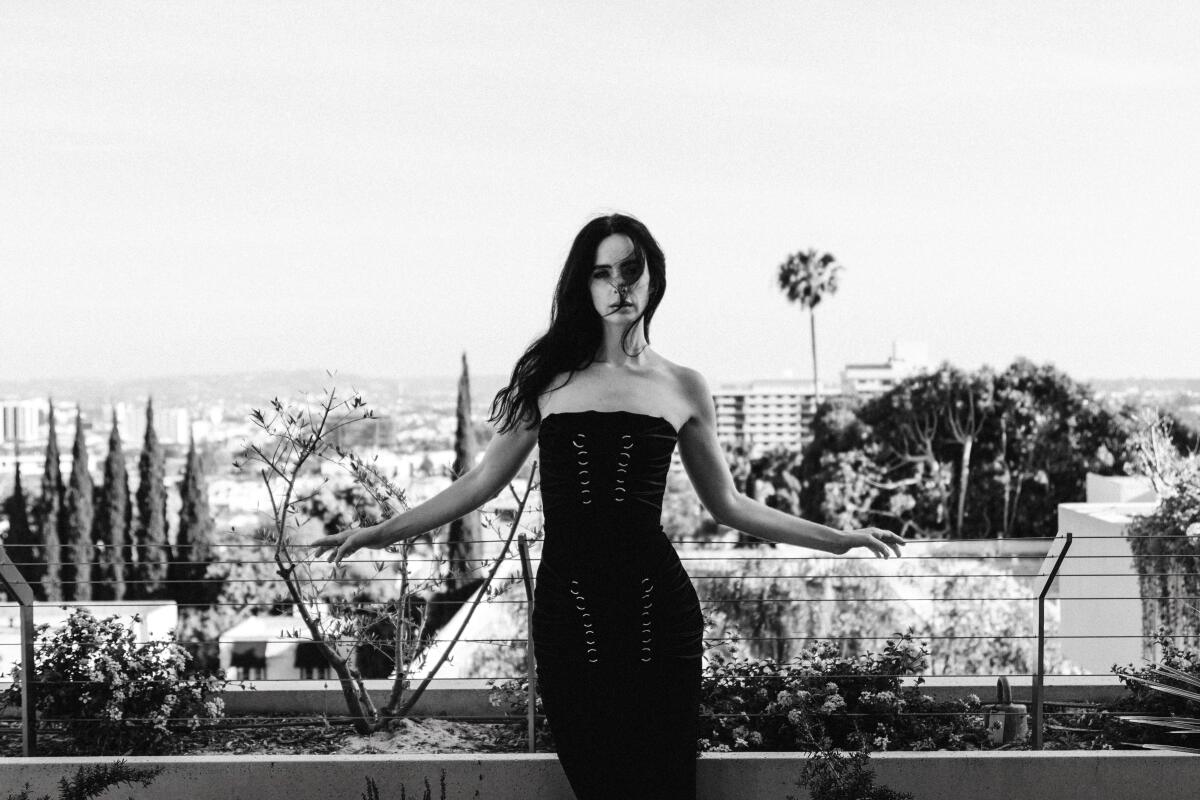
[33, 400, 65, 602]
[800, 359, 1133, 540]
[1122, 409, 1200, 645]
[776, 248, 843, 408]
[62, 407, 94, 602]
[444, 351, 482, 593]
[166, 431, 219, 609]
[133, 397, 169, 599]
[2, 443, 38, 592]
[724, 441, 758, 548]
[857, 366, 964, 536]
[944, 368, 995, 537]
[978, 358, 1128, 539]
[93, 408, 130, 601]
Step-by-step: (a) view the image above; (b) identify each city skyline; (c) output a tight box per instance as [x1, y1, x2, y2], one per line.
[4, 3, 1199, 384]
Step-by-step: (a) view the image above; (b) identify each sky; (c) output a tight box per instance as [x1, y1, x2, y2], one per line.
[2, 1, 1198, 387]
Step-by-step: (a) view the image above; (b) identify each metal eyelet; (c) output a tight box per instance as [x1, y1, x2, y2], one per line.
[573, 578, 599, 662]
[575, 434, 592, 505]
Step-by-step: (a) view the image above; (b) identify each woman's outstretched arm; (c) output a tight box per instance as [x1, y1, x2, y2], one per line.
[308, 414, 540, 564]
[675, 367, 905, 559]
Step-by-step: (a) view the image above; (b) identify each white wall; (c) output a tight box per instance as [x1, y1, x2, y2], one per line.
[1054, 502, 1157, 673]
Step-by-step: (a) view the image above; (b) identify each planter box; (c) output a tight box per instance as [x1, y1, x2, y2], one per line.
[2, 751, 1198, 800]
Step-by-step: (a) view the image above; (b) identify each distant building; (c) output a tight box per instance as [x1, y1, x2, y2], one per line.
[114, 401, 192, 446]
[0, 398, 42, 443]
[711, 341, 932, 454]
[840, 340, 930, 398]
[711, 377, 838, 453]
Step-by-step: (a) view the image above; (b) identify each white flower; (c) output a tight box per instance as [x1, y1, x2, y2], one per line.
[820, 695, 846, 715]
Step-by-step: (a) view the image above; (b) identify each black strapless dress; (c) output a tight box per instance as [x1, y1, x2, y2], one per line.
[532, 410, 705, 800]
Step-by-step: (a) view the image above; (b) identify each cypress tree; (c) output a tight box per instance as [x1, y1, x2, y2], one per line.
[94, 407, 131, 601]
[35, 400, 65, 602]
[167, 430, 217, 608]
[134, 396, 169, 599]
[445, 351, 481, 592]
[63, 406, 95, 602]
[2, 442, 39, 590]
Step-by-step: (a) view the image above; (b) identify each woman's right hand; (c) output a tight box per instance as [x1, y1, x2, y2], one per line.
[307, 524, 388, 565]
[842, 527, 907, 559]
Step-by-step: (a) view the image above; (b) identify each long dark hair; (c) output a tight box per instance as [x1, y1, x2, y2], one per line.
[487, 213, 667, 434]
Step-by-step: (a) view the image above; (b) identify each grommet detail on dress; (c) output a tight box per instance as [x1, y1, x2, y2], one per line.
[615, 435, 633, 502]
[640, 576, 654, 662]
[573, 433, 592, 505]
[571, 578, 599, 663]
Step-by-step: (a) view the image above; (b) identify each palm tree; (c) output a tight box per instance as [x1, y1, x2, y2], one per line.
[775, 249, 844, 409]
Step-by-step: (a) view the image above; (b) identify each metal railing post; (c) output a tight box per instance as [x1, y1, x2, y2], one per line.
[1033, 530, 1072, 750]
[0, 546, 37, 756]
[517, 533, 536, 753]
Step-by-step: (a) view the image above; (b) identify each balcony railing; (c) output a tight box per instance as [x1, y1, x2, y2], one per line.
[1, 529, 1197, 759]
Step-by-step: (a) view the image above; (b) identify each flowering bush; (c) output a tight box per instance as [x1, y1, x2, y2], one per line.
[697, 630, 985, 753]
[0, 609, 227, 753]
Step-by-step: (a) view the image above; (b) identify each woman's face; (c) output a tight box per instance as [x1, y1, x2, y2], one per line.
[590, 233, 649, 321]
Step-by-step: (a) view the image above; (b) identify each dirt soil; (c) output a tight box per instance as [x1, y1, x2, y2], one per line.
[0, 717, 554, 757]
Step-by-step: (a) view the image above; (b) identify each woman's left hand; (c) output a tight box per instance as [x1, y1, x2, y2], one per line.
[844, 528, 907, 559]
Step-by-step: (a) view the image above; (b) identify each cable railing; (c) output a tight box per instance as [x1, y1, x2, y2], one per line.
[1, 529, 1197, 757]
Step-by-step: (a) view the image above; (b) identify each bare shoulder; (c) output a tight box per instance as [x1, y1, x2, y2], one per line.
[654, 356, 715, 431]
[535, 369, 577, 416]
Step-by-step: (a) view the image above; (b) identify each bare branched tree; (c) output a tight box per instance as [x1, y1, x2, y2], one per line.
[235, 374, 538, 733]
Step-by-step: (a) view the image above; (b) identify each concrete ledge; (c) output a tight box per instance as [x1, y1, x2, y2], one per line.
[2, 751, 1198, 800]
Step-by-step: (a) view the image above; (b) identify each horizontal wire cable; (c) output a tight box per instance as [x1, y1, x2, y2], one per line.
[12, 569, 1200, 582]
[4, 598, 1200, 611]
[9, 553, 1200, 569]
[6, 533, 1188, 547]
[11, 669, 1139, 686]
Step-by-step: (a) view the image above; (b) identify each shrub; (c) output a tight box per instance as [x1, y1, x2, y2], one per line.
[794, 747, 914, 800]
[4, 759, 161, 800]
[1, 608, 227, 754]
[697, 630, 986, 753]
[1103, 626, 1200, 749]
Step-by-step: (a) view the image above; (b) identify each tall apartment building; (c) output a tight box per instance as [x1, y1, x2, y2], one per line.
[711, 341, 931, 455]
[711, 377, 837, 454]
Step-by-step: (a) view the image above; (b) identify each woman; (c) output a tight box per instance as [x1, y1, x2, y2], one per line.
[309, 212, 906, 799]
